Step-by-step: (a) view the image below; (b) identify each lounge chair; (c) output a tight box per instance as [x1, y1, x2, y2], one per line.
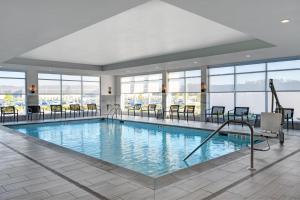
[127, 104, 142, 116]
[141, 104, 157, 117]
[1, 106, 18, 123]
[27, 105, 44, 121]
[205, 106, 225, 124]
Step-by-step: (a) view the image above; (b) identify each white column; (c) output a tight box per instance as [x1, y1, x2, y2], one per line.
[26, 70, 39, 106]
[200, 66, 208, 121]
[162, 71, 167, 109]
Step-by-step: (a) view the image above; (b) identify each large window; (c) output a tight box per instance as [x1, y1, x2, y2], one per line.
[208, 67, 234, 112]
[267, 60, 300, 118]
[209, 64, 266, 113]
[208, 59, 300, 119]
[0, 71, 26, 112]
[38, 73, 100, 110]
[120, 74, 162, 110]
[167, 70, 201, 114]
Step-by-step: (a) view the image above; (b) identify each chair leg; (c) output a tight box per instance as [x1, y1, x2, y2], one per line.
[241, 116, 244, 127]
[287, 119, 289, 130]
[292, 118, 294, 129]
[227, 115, 230, 126]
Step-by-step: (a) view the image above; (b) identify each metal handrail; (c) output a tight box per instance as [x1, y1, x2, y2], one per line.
[112, 107, 122, 119]
[106, 107, 116, 119]
[269, 79, 284, 144]
[183, 120, 255, 170]
[107, 105, 122, 120]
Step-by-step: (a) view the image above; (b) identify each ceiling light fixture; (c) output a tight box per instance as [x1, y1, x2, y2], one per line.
[280, 19, 290, 24]
[193, 61, 198, 64]
[246, 54, 251, 58]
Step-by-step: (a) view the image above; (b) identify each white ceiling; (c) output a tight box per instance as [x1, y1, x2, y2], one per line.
[1, 0, 300, 75]
[0, 0, 147, 63]
[20, 0, 253, 65]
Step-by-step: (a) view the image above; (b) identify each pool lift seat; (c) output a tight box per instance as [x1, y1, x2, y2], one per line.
[254, 112, 283, 151]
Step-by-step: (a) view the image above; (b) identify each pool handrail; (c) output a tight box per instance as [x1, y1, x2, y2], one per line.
[107, 104, 122, 120]
[183, 120, 255, 170]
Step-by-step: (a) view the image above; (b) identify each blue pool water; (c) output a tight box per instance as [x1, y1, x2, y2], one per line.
[9, 119, 252, 177]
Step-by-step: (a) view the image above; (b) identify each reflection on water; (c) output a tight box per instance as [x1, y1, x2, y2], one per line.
[10, 119, 251, 177]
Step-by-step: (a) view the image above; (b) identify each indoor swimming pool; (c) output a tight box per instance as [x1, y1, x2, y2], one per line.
[8, 119, 253, 177]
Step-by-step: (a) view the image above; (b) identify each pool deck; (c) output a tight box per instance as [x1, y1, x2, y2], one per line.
[0, 115, 300, 200]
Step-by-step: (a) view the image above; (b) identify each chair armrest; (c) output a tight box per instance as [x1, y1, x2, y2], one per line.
[227, 110, 234, 116]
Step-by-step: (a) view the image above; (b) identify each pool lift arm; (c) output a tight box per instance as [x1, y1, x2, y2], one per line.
[269, 79, 284, 144]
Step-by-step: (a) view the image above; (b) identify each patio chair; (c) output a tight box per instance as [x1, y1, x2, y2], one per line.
[86, 103, 98, 116]
[1, 106, 18, 123]
[50, 105, 66, 120]
[205, 106, 225, 124]
[283, 108, 294, 129]
[254, 112, 282, 151]
[228, 107, 249, 126]
[141, 104, 157, 117]
[27, 105, 44, 121]
[179, 105, 196, 121]
[69, 104, 84, 118]
[164, 105, 180, 120]
[127, 104, 142, 116]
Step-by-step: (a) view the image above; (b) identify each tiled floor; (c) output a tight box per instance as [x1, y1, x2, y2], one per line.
[0, 116, 300, 199]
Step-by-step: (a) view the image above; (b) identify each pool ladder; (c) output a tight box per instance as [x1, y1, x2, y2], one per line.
[183, 120, 255, 170]
[107, 104, 122, 120]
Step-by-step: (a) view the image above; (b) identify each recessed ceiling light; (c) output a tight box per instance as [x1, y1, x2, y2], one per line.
[246, 54, 251, 58]
[193, 61, 198, 64]
[280, 19, 290, 24]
